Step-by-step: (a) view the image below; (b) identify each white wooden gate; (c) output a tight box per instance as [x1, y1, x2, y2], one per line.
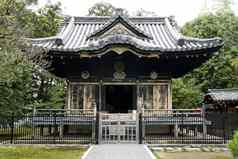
[99, 112, 138, 144]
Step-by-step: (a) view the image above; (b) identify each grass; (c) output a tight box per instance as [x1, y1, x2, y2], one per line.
[0, 146, 86, 159]
[155, 152, 233, 159]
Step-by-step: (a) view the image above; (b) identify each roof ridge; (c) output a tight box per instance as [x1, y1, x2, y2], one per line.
[208, 88, 238, 92]
[70, 15, 171, 23]
[55, 17, 75, 46]
[72, 15, 170, 19]
[164, 17, 184, 45]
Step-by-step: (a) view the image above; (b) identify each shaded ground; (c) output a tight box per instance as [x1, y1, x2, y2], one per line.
[0, 146, 86, 159]
[155, 152, 233, 159]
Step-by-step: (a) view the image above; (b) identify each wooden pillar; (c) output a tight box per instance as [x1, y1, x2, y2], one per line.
[141, 108, 145, 141]
[99, 81, 102, 111]
[95, 112, 100, 144]
[136, 81, 140, 112]
[77, 85, 80, 109]
[97, 81, 102, 144]
[66, 82, 71, 110]
[138, 112, 142, 144]
[153, 85, 160, 109]
[168, 80, 172, 110]
[83, 86, 87, 110]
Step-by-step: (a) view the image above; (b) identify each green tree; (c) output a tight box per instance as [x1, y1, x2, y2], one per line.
[0, 48, 33, 114]
[28, 3, 62, 38]
[228, 130, 238, 158]
[0, 0, 65, 113]
[181, 12, 238, 92]
[173, 0, 238, 108]
[88, 2, 129, 16]
[172, 79, 203, 109]
[31, 69, 66, 109]
[0, 0, 62, 47]
[231, 48, 238, 77]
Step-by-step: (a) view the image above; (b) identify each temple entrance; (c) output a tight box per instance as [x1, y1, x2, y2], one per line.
[99, 85, 138, 144]
[104, 85, 134, 113]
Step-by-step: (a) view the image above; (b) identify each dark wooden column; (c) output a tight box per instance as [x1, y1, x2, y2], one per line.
[99, 80, 102, 111]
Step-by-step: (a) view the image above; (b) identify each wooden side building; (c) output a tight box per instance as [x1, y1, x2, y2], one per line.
[204, 89, 238, 112]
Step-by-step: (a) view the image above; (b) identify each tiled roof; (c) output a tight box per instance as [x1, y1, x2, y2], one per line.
[205, 89, 238, 103]
[28, 15, 223, 53]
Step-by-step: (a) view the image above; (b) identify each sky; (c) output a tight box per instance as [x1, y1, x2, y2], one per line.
[37, 0, 238, 25]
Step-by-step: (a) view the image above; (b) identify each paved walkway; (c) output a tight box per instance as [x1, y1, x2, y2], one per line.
[82, 144, 156, 159]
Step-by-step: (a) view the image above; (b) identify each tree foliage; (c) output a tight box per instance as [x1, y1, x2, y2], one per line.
[181, 12, 238, 91]
[0, 48, 33, 114]
[31, 69, 66, 109]
[88, 2, 157, 17]
[173, 0, 238, 108]
[228, 130, 238, 158]
[28, 3, 62, 38]
[88, 2, 129, 16]
[172, 79, 203, 109]
[0, 0, 65, 113]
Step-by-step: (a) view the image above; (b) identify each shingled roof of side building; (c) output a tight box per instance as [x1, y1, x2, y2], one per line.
[27, 15, 223, 55]
[204, 88, 238, 105]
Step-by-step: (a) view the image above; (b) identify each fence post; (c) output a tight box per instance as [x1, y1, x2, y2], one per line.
[181, 112, 184, 144]
[10, 112, 14, 144]
[138, 112, 143, 144]
[53, 112, 57, 144]
[95, 112, 100, 144]
[227, 112, 230, 141]
[92, 103, 97, 143]
[223, 113, 227, 144]
[202, 108, 207, 139]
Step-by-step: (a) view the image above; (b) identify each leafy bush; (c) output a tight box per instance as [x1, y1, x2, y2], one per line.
[172, 79, 203, 109]
[228, 130, 238, 158]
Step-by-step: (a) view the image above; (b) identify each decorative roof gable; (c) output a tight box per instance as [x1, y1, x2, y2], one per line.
[87, 15, 153, 40]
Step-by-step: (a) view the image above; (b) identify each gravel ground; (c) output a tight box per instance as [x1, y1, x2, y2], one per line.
[156, 152, 233, 159]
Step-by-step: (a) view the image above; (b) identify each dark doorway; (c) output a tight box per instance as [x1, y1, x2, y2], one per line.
[105, 85, 134, 113]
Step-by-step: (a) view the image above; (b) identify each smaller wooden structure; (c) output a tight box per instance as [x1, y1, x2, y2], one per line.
[204, 89, 238, 112]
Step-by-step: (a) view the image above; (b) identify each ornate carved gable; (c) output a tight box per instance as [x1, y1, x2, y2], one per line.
[87, 16, 153, 40]
[100, 23, 139, 39]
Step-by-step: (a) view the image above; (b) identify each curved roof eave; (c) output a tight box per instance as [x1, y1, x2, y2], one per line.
[47, 42, 223, 58]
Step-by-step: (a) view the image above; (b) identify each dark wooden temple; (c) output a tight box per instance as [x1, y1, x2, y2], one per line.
[29, 15, 222, 113]
[28, 15, 223, 143]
